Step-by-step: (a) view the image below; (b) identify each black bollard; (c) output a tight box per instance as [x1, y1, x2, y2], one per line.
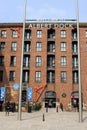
[46, 107, 48, 112]
[56, 106, 58, 112]
[43, 113, 45, 121]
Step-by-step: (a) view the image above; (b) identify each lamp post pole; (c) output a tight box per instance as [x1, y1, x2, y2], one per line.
[76, 0, 82, 122]
[18, 0, 26, 120]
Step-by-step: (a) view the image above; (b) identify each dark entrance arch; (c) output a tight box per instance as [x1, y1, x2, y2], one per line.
[71, 91, 83, 109]
[45, 91, 56, 108]
[71, 91, 79, 108]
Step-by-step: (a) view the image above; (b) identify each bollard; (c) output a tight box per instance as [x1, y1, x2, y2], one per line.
[56, 106, 58, 112]
[46, 107, 48, 112]
[43, 113, 45, 121]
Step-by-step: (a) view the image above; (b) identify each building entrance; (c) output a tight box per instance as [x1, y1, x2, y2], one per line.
[0, 101, 3, 111]
[45, 91, 56, 108]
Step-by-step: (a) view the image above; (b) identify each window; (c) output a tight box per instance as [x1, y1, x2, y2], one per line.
[72, 32, 77, 39]
[35, 71, 41, 82]
[61, 71, 66, 82]
[11, 42, 17, 51]
[60, 30, 66, 38]
[24, 42, 30, 52]
[72, 29, 77, 39]
[47, 71, 55, 83]
[23, 55, 30, 67]
[36, 42, 42, 51]
[72, 42, 78, 53]
[72, 56, 78, 68]
[23, 70, 29, 82]
[37, 30, 42, 38]
[0, 56, 4, 66]
[61, 42, 66, 51]
[73, 71, 78, 84]
[47, 56, 55, 68]
[10, 56, 16, 66]
[61, 56, 66, 67]
[36, 56, 41, 67]
[12, 30, 18, 38]
[0, 42, 5, 51]
[48, 29, 55, 39]
[25, 30, 31, 39]
[9, 71, 15, 81]
[85, 31, 87, 38]
[0, 71, 3, 82]
[48, 42, 55, 52]
[1, 30, 6, 38]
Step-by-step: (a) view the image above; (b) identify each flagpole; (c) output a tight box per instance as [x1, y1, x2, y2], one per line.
[76, 0, 82, 122]
[18, 0, 26, 120]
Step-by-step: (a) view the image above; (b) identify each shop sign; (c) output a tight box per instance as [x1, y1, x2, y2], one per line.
[28, 23, 73, 29]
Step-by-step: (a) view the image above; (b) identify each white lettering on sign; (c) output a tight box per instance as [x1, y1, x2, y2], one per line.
[28, 23, 73, 28]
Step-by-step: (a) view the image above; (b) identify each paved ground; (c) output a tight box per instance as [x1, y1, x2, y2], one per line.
[0, 108, 87, 130]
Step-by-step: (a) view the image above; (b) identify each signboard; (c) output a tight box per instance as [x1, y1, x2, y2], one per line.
[13, 83, 20, 90]
[0, 87, 5, 101]
[28, 23, 73, 29]
[26, 18, 76, 29]
[27, 88, 32, 102]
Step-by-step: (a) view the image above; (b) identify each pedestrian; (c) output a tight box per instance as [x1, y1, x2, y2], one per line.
[60, 102, 63, 111]
[5, 101, 10, 116]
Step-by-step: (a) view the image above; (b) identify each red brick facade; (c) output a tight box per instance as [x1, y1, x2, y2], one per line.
[0, 22, 87, 110]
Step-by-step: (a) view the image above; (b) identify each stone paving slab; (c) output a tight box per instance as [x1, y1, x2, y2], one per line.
[0, 109, 87, 130]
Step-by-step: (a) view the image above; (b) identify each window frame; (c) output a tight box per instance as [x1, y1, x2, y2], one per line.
[35, 71, 41, 82]
[61, 42, 66, 51]
[12, 30, 18, 38]
[10, 56, 16, 66]
[61, 71, 67, 82]
[1, 30, 7, 38]
[0, 71, 3, 82]
[0, 42, 5, 51]
[60, 30, 66, 38]
[36, 42, 42, 51]
[11, 42, 17, 51]
[36, 30, 42, 38]
[36, 56, 41, 67]
[61, 56, 67, 67]
[85, 30, 87, 38]
[9, 71, 15, 81]
[0, 56, 4, 66]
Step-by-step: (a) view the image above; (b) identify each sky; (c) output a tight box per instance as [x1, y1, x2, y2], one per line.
[0, 0, 87, 23]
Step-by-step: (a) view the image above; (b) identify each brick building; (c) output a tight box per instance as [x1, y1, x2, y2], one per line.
[0, 21, 87, 110]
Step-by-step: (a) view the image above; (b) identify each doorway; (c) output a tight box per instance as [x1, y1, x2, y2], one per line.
[45, 91, 56, 108]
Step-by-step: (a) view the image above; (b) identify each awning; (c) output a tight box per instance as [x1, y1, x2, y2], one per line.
[71, 91, 79, 99]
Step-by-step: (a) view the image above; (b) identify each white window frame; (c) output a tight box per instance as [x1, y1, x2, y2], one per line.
[61, 71, 66, 82]
[1, 30, 7, 38]
[61, 42, 66, 51]
[37, 30, 42, 38]
[11, 42, 17, 51]
[36, 42, 42, 51]
[35, 71, 41, 82]
[60, 30, 66, 38]
[36, 56, 41, 67]
[12, 30, 18, 38]
[61, 56, 66, 67]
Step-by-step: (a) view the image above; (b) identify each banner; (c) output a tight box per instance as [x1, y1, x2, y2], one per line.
[0, 87, 5, 101]
[27, 88, 32, 102]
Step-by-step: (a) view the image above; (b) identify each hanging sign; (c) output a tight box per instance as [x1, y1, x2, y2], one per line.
[13, 83, 20, 90]
[27, 88, 32, 102]
[0, 87, 5, 101]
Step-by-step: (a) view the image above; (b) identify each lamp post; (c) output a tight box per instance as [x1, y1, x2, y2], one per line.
[18, 0, 26, 120]
[76, 0, 82, 122]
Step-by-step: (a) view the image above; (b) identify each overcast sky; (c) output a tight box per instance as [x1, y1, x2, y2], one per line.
[0, 0, 87, 23]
